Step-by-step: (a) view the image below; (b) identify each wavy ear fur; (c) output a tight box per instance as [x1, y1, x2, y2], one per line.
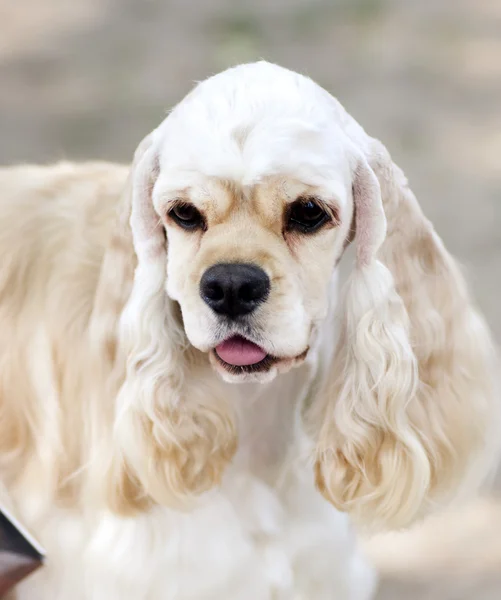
[98, 132, 236, 513]
[314, 138, 499, 530]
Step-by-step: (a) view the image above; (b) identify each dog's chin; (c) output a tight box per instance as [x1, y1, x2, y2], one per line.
[208, 348, 309, 384]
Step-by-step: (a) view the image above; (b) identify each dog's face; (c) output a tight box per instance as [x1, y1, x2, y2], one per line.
[150, 92, 355, 382]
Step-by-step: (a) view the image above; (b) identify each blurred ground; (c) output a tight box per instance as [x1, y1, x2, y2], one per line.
[0, 0, 500, 598]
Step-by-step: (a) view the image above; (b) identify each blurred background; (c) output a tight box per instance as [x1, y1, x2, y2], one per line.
[0, 0, 500, 597]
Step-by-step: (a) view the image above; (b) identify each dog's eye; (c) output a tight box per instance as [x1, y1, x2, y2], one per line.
[286, 198, 329, 233]
[168, 203, 205, 231]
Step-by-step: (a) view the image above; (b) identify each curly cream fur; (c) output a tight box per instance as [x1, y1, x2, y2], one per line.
[314, 140, 499, 529]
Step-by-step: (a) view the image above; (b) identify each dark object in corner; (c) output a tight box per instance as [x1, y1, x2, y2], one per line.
[0, 507, 44, 597]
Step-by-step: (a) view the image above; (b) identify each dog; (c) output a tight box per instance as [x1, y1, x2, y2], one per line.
[0, 61, 498, 599]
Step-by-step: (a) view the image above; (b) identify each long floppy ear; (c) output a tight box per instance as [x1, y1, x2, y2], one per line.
[99, 131, 236, 513]
[313, 140, 499, 530]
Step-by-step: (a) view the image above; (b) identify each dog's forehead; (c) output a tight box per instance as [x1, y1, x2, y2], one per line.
[153, 62, 353, 196]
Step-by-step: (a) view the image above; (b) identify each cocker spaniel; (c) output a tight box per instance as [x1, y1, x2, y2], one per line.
[0, 61, 498, 600]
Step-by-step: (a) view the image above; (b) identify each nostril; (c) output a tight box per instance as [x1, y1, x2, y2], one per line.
[204, 281, 224, 302]
[239, 282, 258, 303]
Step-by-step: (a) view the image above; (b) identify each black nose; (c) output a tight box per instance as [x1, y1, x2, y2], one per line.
[200, 263, 270, 319]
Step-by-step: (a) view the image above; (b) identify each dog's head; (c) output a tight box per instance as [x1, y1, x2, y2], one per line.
[131, 64, 361, 384]
[107, 62, 499, 528]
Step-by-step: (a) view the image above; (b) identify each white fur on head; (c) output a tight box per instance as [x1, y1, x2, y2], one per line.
[314, 134, 499, 530]
[109, 132, 236, 512]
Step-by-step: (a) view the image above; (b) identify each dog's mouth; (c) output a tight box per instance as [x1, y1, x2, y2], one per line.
[213, 335, 276, 374]
[212, 335, 308, 376]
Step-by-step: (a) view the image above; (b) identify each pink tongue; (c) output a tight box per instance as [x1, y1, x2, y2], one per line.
[215, 336, 267, 366]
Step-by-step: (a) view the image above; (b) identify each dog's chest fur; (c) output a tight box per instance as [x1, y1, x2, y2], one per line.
[14, 365, 374, 600]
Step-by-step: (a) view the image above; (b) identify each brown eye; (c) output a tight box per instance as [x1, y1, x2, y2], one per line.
[168, 202, 205, 231]
[286, 198, 329, 234]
